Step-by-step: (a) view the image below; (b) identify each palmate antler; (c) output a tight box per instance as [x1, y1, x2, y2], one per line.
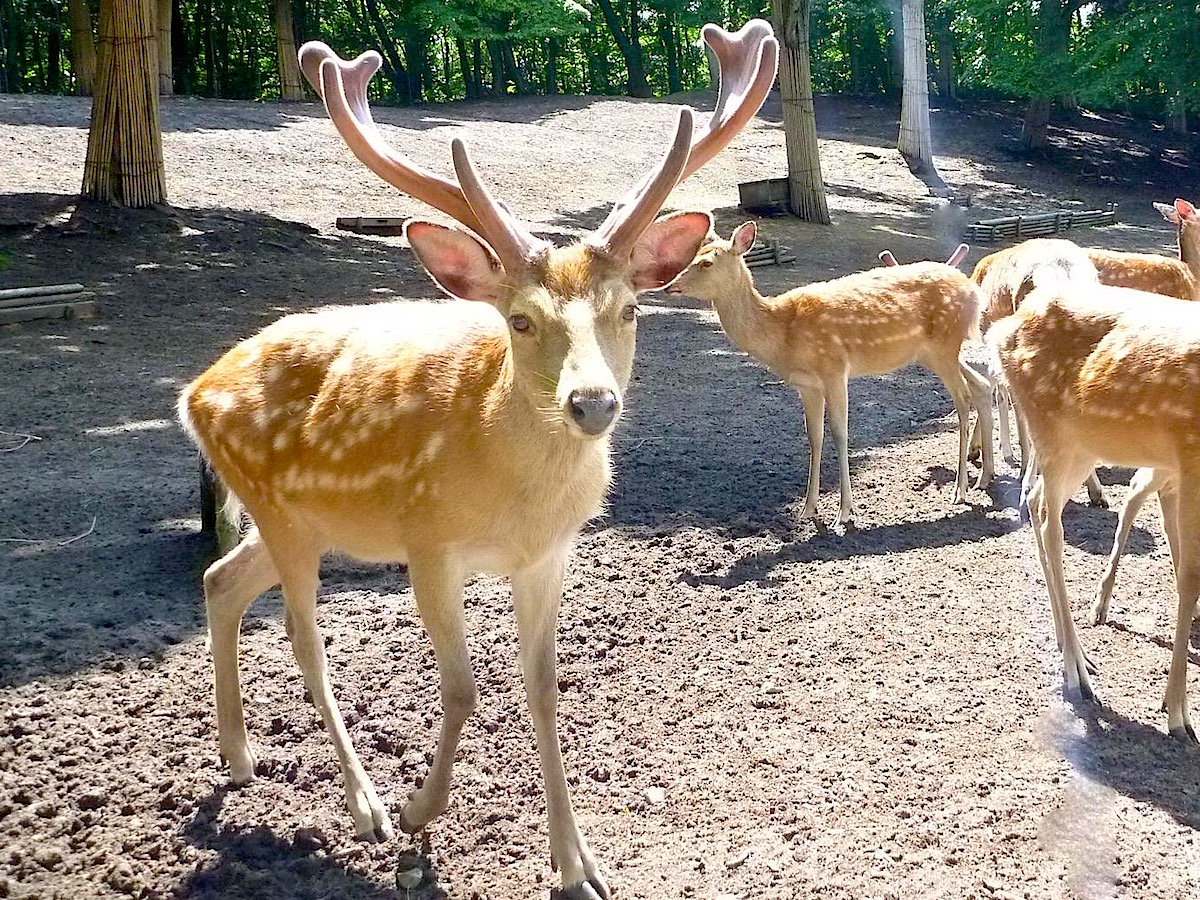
[298, 20, 778, 272]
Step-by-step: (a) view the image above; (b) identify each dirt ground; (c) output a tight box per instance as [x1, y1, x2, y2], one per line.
[1, 87, 1198, 900]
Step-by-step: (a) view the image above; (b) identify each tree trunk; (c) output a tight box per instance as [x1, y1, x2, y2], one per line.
[82, 0, 167, 206]
[772, 0, 830, 224]
[403, 29, 426, 102]
[932, 15, 955, 102]
[898, 0, 936, 176]
[170, 0, 187, 94]
[48, 24, 63, 92]
[593, 0, 650, 98]
[501, 42, 529, 95]
[545, 36, 558, 94]
[487, 40, 505, 97]
[1021, 0, 1072, 151]
[885, 3, 903, 95]
[362, 0, 409, 101]
[658, 10, 680, 94]
[154, 0, 171, 94]
[471, 40, 483, 97]
[273, 0, 302, 100]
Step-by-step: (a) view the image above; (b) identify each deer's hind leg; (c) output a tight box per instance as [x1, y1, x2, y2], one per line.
[1161, 478, 1200, 742]
[257, 516, 393, 842]
[203, 526, 280, 785]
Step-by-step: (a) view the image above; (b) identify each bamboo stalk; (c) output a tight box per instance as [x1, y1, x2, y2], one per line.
[81, 0, 166, 207]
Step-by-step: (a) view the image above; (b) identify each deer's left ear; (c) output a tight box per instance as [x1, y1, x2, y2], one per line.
[629, 211, 713, 290]
[1176, 198, 1197, 221]
[1155, 201, 1183, 224]
[731, 221, 758, 255]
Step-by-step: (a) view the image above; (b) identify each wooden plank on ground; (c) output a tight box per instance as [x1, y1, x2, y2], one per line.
[0, 300, 96, 325]
[0, 283, 86, 302]
[0, 291, 86, 310]
[336, 216, 406, 236]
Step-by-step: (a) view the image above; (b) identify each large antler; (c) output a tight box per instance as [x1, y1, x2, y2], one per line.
[587, 19, 779, 261]
[297, 42, 550, 272]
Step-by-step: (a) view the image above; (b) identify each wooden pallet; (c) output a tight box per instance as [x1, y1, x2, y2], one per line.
[336, 216, 406, 236]
[966, 203, 1118, 244]
[744, 237, 795, 269]
[0, 284, 95, 325]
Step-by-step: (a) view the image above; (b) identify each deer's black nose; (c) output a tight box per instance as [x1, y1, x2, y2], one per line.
[568, 389, 619, 435]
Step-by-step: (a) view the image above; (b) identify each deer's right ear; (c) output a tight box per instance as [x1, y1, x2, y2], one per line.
[405, 221, 507, 304]
[1155, 202, 1183, 225]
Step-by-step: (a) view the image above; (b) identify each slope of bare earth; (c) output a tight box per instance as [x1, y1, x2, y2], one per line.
[1, 89, 1197, 900]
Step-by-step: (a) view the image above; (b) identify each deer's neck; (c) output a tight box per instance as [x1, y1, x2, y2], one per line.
[1178, 225, 1200, 297]
[710, 265, 777, 362]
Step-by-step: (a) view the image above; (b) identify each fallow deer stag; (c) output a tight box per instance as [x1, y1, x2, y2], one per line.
[178, 21, 777, 899]
[669, 222, 993, 525]
[990, 283, 1200, 740]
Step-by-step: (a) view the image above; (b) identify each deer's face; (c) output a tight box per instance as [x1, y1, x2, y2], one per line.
[407, 214, 711, 441]
[502, 248, 638, 439]
[667, 221, 757, 303]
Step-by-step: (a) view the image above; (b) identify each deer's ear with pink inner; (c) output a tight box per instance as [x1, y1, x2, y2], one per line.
[405, 221, 506, 304]
[731, 221, 757, 256]
[629, 211, 714, 291]
[1176, 199, 1197, 220]
[1155, 201, 1183, 224]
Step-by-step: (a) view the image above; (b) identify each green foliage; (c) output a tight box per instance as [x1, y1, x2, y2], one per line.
[0, 0, 1197, 129]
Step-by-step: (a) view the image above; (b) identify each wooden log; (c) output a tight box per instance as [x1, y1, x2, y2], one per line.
[0, 300, 97, 325]
[0, 291, 88, 310]
[0, 283, 86, 302]
[336, 216, 407, 236]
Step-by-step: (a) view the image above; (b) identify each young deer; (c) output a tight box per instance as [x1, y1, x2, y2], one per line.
[668, 222, 993, 524]
[967, 238, 1106, 507]
[178, 22, 777, 899]
[1086, 198, 1200, 301]
[990, 283, 1200, 740]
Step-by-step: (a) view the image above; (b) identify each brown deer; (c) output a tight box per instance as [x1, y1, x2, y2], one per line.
[177, 22, 778, 899]
[1082, 200, 1200, 622]
[966, 238, 1105, 507]
[1087, 198, 1200, 301]
[989, 283, 1200, 741]
[668, 222, 993, 525]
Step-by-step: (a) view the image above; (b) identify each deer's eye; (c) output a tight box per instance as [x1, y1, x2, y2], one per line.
[621, 304, 638, 322]
[700, 258, 714, 268]
[509, 314, 532, 334]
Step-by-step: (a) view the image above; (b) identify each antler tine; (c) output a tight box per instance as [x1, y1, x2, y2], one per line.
[680, 20, 779, 182]
[587, 109, 695, 259]
[587, 21, 777, 262]
[452, 140, 551, 271]
[298, 41, 491, 246]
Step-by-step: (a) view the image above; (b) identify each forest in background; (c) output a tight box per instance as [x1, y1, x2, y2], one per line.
[1, 1, 1197, 133]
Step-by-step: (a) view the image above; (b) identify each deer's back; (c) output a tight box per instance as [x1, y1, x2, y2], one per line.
[995, 285, 1200, 469]
[1087, 248, 1196, 301]
[180, 301, 609, 568]
[773, 262, 980, 377]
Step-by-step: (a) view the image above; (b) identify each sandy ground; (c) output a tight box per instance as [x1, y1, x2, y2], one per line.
[1, 87, 1199, 900]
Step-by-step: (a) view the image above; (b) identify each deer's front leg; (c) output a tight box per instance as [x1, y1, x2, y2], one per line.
[796, 386, 825, 521]
[825, 376, 856, 525]
[401, 554, 475, 833]
[512, 551, 609, 900]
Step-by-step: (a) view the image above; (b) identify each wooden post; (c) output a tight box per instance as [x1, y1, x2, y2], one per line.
[67, 0, 96, 95]
[156, 0, 172, 94]
[773, 0, 830, 224]
[274, 0, 304, 101]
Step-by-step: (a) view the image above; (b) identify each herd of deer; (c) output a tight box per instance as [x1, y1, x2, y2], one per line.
[172, 18, 1200, 898]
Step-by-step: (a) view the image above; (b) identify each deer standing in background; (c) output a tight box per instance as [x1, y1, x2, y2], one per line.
[966, 238, 1105, 507]
[1083, 199, 1199, 624]
[178, 22, 777, 899]
[669, 222, 993, 525]
[990, 283, 1200, 742]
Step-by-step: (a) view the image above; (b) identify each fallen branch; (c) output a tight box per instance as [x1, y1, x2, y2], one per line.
[0, 515, 98, 547]
[0, 430, 43, 452]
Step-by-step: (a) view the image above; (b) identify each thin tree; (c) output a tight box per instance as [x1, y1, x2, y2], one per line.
[274, 0, 304, 100]
[67, 0, 97, 95]
[156, 0, 172, 94]
[898, 0, 938, 178]
[594, 0, 651, 97]
[81, 0, 167, 206]
[773, 0, 830, 223]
